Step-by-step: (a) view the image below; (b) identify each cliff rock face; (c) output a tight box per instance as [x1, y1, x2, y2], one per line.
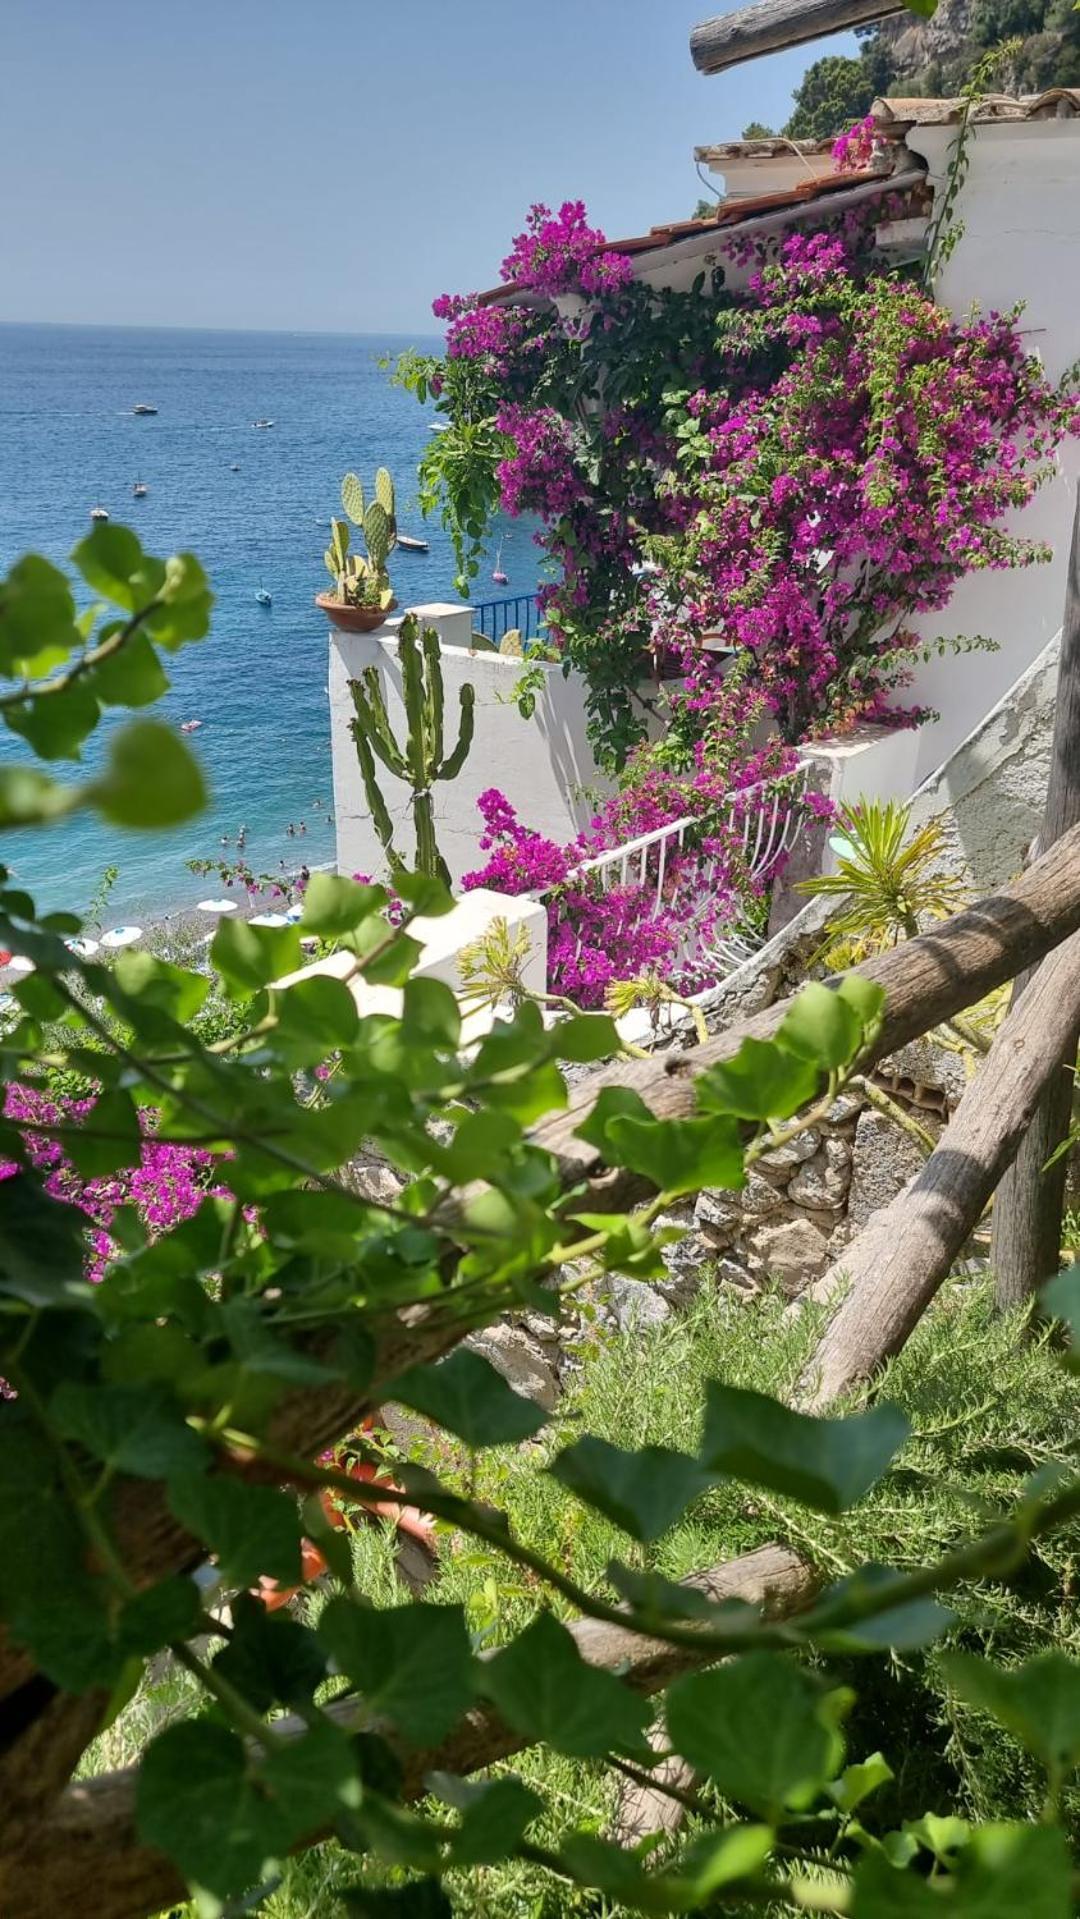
[877, 0, 975, 86]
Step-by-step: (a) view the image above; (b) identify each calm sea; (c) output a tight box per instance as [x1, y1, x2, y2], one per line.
[0, 323, 536, 920]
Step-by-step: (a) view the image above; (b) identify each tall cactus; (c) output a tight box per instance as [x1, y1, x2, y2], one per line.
[348, 614, 474, 885]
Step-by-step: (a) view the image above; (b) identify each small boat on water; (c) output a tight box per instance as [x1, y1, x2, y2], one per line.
[132, 479, 148, 498]
[255, 587, 272, 607]
[252, 419, 275, 429]
[428, 420, 449, 433]
[397, 532, 429, 553]
[180, 719, 203, 733]
[132, 403, 158, 416]
[230, 462, 241, 471]
[90, 505, 110, 521]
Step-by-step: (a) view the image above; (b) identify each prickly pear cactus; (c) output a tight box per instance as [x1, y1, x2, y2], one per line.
[374, 467, 396, 533]
[363, 501, 391, 572]
[341, 473, 366, 526]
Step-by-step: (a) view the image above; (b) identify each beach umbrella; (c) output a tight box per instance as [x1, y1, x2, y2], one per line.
[284, 905, 304, 923]
[4, 955, 35, 973]
[196, 898, 238, 916]
[65, 935, 100, 959]
[100, 926, 142, 949]
[249, 911, 290, 928]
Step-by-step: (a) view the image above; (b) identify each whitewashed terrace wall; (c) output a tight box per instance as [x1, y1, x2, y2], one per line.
[329, 602, 609, 887]
[901, 117, 1080, 788]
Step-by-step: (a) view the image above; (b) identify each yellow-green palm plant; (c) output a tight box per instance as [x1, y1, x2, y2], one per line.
[798, 799, 968, 966]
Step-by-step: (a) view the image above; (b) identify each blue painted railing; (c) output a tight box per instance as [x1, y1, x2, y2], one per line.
[472, 593, 542, 646]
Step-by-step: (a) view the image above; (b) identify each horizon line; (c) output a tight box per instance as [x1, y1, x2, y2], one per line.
[0, 318, 444, 342]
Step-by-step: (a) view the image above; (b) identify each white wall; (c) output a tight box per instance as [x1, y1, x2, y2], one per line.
[901, 118, 1080, 786]
[329, 604, 609, 885]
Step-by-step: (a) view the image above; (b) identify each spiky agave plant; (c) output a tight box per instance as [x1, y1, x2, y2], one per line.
[798, 799, 968, 963]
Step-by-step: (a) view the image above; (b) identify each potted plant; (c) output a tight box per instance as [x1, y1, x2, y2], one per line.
[316, 467, 399, 632]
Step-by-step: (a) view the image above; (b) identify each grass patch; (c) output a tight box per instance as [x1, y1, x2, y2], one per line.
[99, 1278, 1080, 1917]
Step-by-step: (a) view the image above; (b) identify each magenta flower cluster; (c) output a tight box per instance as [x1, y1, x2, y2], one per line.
[832, 115, 878, 173]
[1, 1083, 230, 1283]
[461, 706, 820, 1005]
[431, 194, 1079, 758]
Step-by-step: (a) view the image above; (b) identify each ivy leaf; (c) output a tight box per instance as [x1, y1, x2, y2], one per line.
[167, 1474, 302, 1588]
[62, 1087, 141, 1179]
[481, 1611, 649, 1758]
[213, 1592, 328, 1713]
[51, 1381, 208, 1478]
[548, 1436, 710, 1541]
[300, 872, 387, 935]
[4, 681, 100, 760]
[402, 976, 461, 1049]
[0, 552, 80, 675]
[136, 1720, 280, 1898]
[828, 1752, 894, 1814]
[776, 978, 881, 1073]
[0, 1174, 93, 1305]
[852, 1823, 1071, 1917]
[91, 720, 205, 828]
[71, 523, 151, 610]
[386, 1348, 548, 1446]
[260, 1720, 361, 1848]
[697, 1035, 819, 1121]
[317, 1599, 475, 1746]
[111, 949, 211, 1023]
[429, 1773, 544, 1866]
[666, 1654, 848, 1817]
[574, 1084, 655, 1155]
[604, 1112, 744, 1197]
[211, 915, 301, 996]
[120, 1575, 203, 1655]
[92, 628, 169, 707]
[394, 869, 454, 917]
[13, 1593, 127, 1692]
[556, 1014, 622, 1063]
[0, 766, 79, 827]
[701, 1384, 909, 1514]
[942, 1651, 1080, 1778]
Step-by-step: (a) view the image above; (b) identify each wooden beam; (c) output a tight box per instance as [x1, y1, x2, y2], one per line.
[5, 1546, 817, 1919]
[798, 927, 1080, 1408]
[991, 488, 1080, 1308]
[7, 818, 1080, 1710]
[690, 0, 906, 75]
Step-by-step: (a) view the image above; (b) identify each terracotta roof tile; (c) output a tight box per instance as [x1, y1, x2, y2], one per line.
[476, 168, 894, 304]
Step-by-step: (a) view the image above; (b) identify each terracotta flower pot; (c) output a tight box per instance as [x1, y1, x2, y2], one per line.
[315, 591, 398, 633]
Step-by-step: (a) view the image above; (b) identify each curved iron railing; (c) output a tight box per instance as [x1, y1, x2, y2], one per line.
[538, 767, 815, 991]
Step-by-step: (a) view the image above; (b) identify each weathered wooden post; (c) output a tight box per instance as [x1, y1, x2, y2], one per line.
[991, 485, 1080, 1309]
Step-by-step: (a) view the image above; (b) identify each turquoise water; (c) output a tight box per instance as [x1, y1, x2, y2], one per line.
[0, 323, 536, 919]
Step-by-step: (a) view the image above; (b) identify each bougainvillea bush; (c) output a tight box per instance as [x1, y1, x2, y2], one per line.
[462, 666, 831, 1006]
[408, 196, 1078, 766]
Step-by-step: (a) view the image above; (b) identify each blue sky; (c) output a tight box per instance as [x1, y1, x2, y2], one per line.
[1, 0, 849, 333]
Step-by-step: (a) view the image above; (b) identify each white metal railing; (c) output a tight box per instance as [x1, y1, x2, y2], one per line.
[539, 768, 814, 990]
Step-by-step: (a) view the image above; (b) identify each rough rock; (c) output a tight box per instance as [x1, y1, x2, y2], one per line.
[599, 1276, 674, 1333]
[787, 1137, 851, 1210]
[695, 1189, 743, 1240]
[756, 1129, 820, 1172]
[751, 1216, 831, 1294]
[847, 1109, 927, 1231]
[466, 1322, 560, 1410]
